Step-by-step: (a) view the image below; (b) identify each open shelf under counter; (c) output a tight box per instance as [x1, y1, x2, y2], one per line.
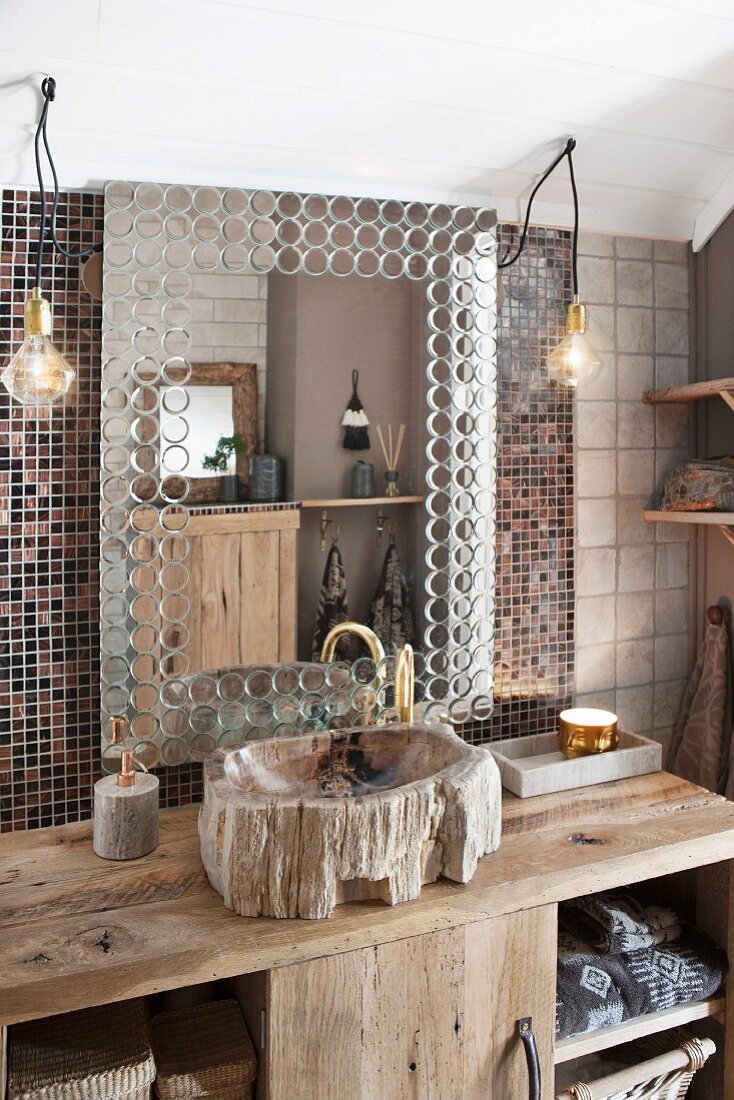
[300, 495, 424, 508]
[555, 995, 726, 1064]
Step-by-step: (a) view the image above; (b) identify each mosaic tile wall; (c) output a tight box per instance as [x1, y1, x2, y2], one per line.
[0, 190, 202, 832]
[476, 225, 575, 742]
[1, 196, 574, 829]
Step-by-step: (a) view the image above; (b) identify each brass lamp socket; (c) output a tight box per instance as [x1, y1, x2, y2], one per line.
[24, 287, 52, 338]
[558, 707, 619, 759]
[565, 296, 587, 336]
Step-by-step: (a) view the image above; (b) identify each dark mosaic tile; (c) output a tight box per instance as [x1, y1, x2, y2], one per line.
[460, 225, 575, 746]
[2, 204, 576, 829]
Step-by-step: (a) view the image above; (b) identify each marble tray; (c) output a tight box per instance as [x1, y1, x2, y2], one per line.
[489, 730, 662, 798]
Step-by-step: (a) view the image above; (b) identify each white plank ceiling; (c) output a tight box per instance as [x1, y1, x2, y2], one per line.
[2, 0, 734, 244]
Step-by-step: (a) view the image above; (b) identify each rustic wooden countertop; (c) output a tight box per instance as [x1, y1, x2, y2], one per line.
[1, 771, 733, 1027]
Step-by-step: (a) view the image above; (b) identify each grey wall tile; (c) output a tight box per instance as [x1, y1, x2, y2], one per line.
[616, 237, 653, 259]
[577, 449, 616, 498]
[654, 263, 689, 310]
[616, 637, 654, 688]
[617, 449, 655, 496]
[616, 260, 653, 307]
[578, 498, 617, 547]
[577, 547, 617, 596]
[617, 307, 654, 354]
[617, 355, 654, 400]
[656, 310, 689, 355]
[579, 256, 615, 304]
[578, 231, 615, 257]
[654, 240, 688, 264]
[618, 544, 655, 592]
[617, 402, 655, 449]
[656, 543, 689, 588]
[577, 402, 617, 448]
[617, 591, 654, 640]
[615, 684, 653, 732]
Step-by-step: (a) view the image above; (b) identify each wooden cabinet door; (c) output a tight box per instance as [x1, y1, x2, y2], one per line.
[183, 511, 299, 672]
[264, 904, 556, 1100]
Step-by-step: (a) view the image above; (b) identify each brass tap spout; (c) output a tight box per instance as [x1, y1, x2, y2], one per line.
[319, 622, 386, 665]
[394, 644, 414, 724]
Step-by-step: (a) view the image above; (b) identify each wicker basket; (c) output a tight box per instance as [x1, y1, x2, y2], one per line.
[556, 1036, 716, 1100]
[7, 999, 154, 1100]
[150, 1000, 256, 1100]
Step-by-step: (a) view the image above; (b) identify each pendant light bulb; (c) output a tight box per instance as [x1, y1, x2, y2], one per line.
[546, 296, 602, 388]
[1, 288, 74, 406]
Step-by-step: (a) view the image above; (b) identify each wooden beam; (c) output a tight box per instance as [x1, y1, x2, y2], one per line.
[693, 167, 734, 253]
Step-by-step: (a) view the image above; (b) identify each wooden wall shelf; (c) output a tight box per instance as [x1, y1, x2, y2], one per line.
[300, 496, 424, 509]
[643, 376, 734, 412]
[644, 510, 734, 549]
[644, 510, 734, 526]
[555, 995, 726, 1064]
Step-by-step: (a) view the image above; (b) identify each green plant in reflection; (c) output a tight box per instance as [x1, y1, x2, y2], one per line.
[202, 433, 246, 474]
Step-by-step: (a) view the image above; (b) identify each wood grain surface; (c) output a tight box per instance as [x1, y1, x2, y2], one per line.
[1, 773, 733, 1027]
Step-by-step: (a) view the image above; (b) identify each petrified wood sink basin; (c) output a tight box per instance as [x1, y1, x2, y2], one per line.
[199, 723, 502, 919]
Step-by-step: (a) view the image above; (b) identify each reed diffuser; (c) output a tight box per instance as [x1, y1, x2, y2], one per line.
[377, 423, 405, 498]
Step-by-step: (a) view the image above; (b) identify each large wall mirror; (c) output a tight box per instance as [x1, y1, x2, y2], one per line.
[100, 183, 498, 768]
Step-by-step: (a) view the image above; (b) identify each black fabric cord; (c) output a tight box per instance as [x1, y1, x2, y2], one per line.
[498, 137, 579, 298]
[33, 76, 102, 289]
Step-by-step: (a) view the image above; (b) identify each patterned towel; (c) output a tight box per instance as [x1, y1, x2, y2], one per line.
[366, 540, 415, 653]
[556, 920, 727, 1040]
[312, 542, 354, 661]
[560, 891, 681, 955]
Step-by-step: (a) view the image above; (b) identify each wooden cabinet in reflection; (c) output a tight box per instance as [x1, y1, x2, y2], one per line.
[179, 509, 300, 673]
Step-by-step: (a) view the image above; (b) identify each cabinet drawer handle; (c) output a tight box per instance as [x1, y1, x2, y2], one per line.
[516, 1016, 541, 1100]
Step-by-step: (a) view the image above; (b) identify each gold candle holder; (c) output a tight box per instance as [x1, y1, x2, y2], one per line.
[558, 707, 619, 759]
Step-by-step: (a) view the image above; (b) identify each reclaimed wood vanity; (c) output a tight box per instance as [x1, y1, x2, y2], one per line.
[2, 772, 734, 1099]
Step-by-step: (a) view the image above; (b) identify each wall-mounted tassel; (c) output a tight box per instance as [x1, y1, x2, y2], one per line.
[341, 369, 370, 450]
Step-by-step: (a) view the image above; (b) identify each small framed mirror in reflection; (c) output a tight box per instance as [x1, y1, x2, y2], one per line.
[162, 362, 259, 503]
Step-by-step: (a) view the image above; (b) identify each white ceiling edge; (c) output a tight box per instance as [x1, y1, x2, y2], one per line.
[692, 170, 734, 251]
[492, 199, 692, 242]
[3, 161, 695, 243]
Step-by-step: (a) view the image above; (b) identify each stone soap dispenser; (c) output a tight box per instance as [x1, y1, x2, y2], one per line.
[93, 750, 159, 860]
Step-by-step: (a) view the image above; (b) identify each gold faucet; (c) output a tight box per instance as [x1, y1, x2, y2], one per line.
[320, 622, 386, 664]
[394, 644, 414, 723]
[319, 624, 414, 726]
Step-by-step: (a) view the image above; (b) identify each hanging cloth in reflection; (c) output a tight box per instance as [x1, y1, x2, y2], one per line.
[312, 541, 353, 661]
[367, 539, 415, 652]
[667, 607, 730, 794]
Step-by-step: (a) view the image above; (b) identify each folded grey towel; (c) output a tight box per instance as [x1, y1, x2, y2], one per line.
[556, 921, 727, 1041]
[560, 890, 681, 955]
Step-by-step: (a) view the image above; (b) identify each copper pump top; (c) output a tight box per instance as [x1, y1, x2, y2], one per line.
[117, 751, 137, 787]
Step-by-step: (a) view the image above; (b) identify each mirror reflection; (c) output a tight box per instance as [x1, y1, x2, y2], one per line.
[179, 268, 426, 672]
[101, 184, 498, 766]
